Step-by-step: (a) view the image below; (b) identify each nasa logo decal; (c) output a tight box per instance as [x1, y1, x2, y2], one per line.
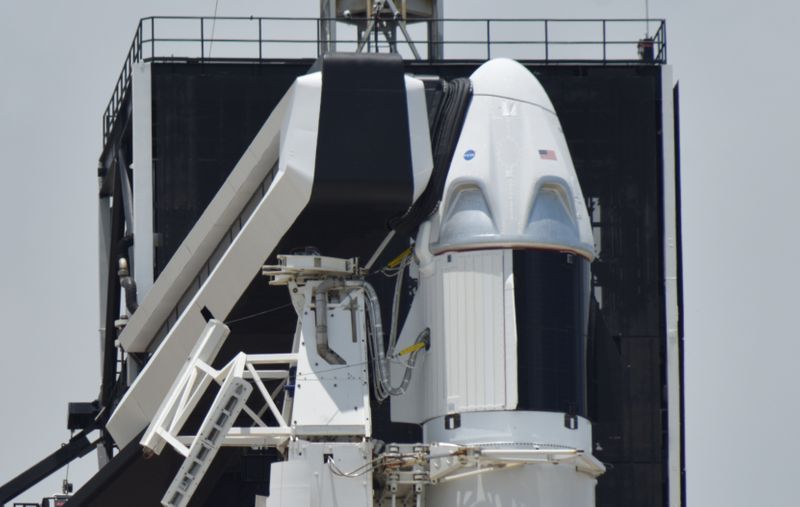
[463, 149, 476, 161]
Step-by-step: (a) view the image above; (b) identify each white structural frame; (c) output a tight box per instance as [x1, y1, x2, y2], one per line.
[107, 74, 322, 447]
[661, 65, 683, 507]
[141, 330, 297, 457]
[132, 61, 155, 298]
[148, 352, 298, 451]
[143, 259, 377, 507]
[151, 347, 303, 507]
[140, 324, 301, 507]
[118, 83, 293, 355]
[108, 69, 432, 449]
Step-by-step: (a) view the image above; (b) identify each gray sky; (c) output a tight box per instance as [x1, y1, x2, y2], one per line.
[1, 0, 798, 505]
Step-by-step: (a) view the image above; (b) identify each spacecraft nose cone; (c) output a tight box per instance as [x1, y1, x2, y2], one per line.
[469, 58, 555, 112]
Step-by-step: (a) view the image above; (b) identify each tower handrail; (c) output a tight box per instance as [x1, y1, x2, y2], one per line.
[102, 17, 666, 145]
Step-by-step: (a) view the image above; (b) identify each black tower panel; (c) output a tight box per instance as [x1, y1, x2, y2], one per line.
[150, 61, 313, 275]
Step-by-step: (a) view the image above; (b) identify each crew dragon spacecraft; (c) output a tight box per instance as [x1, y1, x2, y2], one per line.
[88, 54, 604, 507]
[0, 3, 687, 503]
[0, 53, 602, 507]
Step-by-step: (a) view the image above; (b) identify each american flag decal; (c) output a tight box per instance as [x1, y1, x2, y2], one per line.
[539, 149, 557, 160]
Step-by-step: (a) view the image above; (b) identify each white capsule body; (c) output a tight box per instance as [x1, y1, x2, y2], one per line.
[392, 59, 601, 506]
[429, 58, 594, 260]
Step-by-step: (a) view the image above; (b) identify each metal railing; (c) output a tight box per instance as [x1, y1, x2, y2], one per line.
[102, 16, 666, 144]
[103, 22, 142, 144]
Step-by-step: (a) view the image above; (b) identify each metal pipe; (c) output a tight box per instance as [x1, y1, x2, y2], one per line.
[387, 254, 409, 353]
[544, 19, 549, 61]
[118, 257, 139, 314]
[355, 279, 389, 397]
[439, 463, 524, 483]
[355, 279, 428, 399]
[486, 19, 491, 59]
[394, 328, 430, 394]
[314, 279, 347, 365]
[414, 221, 434, 274]
[200, 17, 205, 61]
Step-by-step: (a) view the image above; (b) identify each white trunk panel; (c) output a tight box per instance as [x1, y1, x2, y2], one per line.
[439, 250, 507, 414]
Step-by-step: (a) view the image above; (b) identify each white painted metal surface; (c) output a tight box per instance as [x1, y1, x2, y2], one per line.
[263, 461, 312, 507]
[266, 440, 374, 507]
[424, 412, 601, 507]
[162, 374, 252, 507]
[139, 322, 297, 459]
[97, 198, 111, 379]
[392, 249, 516, 424]
[132, 61, 154, 299]
[292, 281, 371, 436]
[108, 72, 323, 447]
[427, 459, 598, 507]
[405, 74, 434, 202]
[142, 261, 376, 507]
[119, 84, 290, 354]
[423, 411, 592, 450]
[386, 59, 603, 507]
[140, 319, 231, 455]
[109, 68, 433, 448]
[428, 58, 594, 260]
[263, 254, 358, 286]
[368, 437, 602, 506]
[660, 65, 683, 507]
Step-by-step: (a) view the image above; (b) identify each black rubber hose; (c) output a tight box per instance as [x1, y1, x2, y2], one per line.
[121, 276, 138, 314]
[117, 257, 139, 314]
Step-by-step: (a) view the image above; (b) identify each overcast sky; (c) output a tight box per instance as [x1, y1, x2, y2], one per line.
[1, 0, 799, 505]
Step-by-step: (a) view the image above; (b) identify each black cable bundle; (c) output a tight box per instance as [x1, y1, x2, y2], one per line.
[390, 77, 472, 239]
